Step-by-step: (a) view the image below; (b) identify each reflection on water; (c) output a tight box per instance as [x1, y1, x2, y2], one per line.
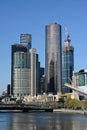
[0, 112, 87, 130]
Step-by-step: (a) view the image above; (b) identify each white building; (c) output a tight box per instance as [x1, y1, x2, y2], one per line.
[72, 69, 87, 97]
[29, 48, 36, 96]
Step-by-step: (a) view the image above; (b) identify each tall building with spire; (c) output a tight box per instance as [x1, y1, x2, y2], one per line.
[62, 32, 74, 93]
[45, 23, 62, 94]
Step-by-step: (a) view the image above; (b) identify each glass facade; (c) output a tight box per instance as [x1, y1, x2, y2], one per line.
[20, 34, 32, 51]
[72, 70, 87, 88]
[11, 44, 31, 97]
[13, 68, 30, 97]
[62, 39, 74, 93]
[79, 74, 85, 86]
[14, 52, 27, 68]
[45, 23, 62, 94]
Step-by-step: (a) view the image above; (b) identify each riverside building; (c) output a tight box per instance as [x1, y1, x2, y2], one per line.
[11, 34, 43, 97]
[45, 23, 62, 94]
[11, 44, 30, 97]
[72, 69, 87, 99]
[11, 34, 32, 97]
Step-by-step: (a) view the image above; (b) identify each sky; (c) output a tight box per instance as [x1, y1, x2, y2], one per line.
[0, 0, 87, 93]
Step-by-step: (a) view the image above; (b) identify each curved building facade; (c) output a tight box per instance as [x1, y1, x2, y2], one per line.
[45, 23, 62, 94]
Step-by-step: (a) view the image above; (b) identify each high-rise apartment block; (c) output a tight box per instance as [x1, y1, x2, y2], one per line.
[62, 34, 74, 93]
[45, 23, 62, 94]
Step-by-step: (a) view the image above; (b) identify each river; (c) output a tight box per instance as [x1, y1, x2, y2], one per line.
[0, 112, 87, 130]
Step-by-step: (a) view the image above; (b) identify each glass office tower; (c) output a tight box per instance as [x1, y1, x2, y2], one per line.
[11, 44, 30, 97]
[45, 23, 62, 94]
[62, 35, 74, 93]
[20, 34, 32, 51]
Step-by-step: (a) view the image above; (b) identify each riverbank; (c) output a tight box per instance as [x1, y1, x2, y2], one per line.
[53, 108, 87, 115]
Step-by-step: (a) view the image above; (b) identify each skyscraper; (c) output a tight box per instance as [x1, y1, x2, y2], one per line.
[29, 48, 37, 96]
[11, 44, 30, 97]
[45, 23, 62, 94]
[11, 33, 41, 97]
[20, 34, 32, 51]
[62, 34, 74, 93]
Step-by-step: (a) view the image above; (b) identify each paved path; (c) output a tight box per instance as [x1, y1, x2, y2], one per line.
[53, 108, 87, 114]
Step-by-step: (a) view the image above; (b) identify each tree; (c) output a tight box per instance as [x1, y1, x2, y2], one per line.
[83, 99, 87, 109]
[64, 98, 79, 109]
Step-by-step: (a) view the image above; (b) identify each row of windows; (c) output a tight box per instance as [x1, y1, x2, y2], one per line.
[14, 52, 30, 68]
[14, 93, 29, 97]
[62, 57, 73, 62]
[13, 82, 29, 87]
[14, 74, 30, 79]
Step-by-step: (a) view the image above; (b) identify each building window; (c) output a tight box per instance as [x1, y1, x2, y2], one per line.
[79, 74, 85, 86]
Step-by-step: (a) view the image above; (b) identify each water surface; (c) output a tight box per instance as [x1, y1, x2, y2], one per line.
[0, 112, 87, 130]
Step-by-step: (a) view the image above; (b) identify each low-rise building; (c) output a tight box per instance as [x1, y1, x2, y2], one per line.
[63, 69, 87, 100]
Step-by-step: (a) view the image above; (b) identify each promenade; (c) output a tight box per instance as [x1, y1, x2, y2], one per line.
[0, 104, 87, 114]
[53, 108, 87, 114]
[0, 104, 53, 112]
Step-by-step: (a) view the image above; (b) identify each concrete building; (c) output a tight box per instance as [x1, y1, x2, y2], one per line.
[72, 69, 87, 98]
[64, 69, 87, 100]
[29, 48, 41, 96]
[29, 48, 37, 96]
[45, 23, 62, 94]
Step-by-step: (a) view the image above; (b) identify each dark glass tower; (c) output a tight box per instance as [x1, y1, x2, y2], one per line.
[45, 23, 62, 94]
[62, 35, 74, 93]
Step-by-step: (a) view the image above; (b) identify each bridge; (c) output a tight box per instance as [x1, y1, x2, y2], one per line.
[64, 83, 87, 95]
[0, 104, 53, 112]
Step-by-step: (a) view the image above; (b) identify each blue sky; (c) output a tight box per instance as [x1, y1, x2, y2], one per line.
[0, 0, 87, 93]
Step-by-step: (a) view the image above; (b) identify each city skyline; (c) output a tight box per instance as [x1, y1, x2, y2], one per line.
[0, 0, 87, 93]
